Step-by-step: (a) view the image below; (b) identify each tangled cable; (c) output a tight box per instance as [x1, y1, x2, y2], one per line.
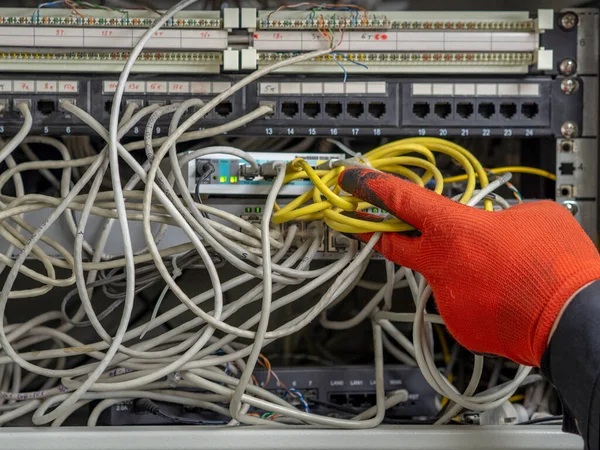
[0, 0, 554, 429]
[272, 137, 555, 233]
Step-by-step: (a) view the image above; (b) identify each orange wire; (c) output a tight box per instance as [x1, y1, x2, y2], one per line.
[257, 354, 297, 400]
[65, 0, 84, 18]
[316, 17, 332, 47]
[334, 23, 345, 49]
[257, 354, 273, 387]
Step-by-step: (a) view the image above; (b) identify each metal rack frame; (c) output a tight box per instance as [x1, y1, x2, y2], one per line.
[0, 426, 583, 450]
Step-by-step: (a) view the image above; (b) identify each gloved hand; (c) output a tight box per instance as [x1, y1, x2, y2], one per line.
[338, 168, 600, 366]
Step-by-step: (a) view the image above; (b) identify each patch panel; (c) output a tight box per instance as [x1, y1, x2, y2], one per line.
[250, 9, 542, 31]
[244, 10, 559, 73]
[94, 79, 246, 134]
[0, 8, 580, 76]
[403, 80, 552, 129]
[265, 97, 396, 125]
[0, 8, 233, 73]
[0, 75, 582, 138]
[0, 51, 226, 74]
[0, 88, 88, 131]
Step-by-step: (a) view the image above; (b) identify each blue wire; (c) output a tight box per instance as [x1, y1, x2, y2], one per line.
[289, 388, 310, 413]
[33, 1, 67, 21]
[40, 0, 67, 7]
[335, 53, 369, 70]
[331, 52, 369, 83]
[332, 57, 348, 83]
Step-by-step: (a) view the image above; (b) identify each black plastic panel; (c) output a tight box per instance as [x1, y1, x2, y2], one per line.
[0, 74, 583, 139]
[100, 365, 438, 426]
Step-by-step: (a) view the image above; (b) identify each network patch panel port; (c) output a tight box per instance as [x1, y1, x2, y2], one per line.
[281, 101, 299, 118]
[368, 102, 386, 119]
[125, 99, 145, 110]
[104, 99, 126, 114]
[170, 101, 194, 118]
[327, 231, 349, 252]
[558, 185, 574, 197]
[348, 394, 369, 407]
[244, 215, 261, 227]
[37, 99, 56, 116]
[499, 102, 517, 119]
[284, 221, 304, 234]
[290, 388, 318, 407]
[325, 101, 343, 119]
[347, 101, 364, 119]
[329, 394, 348, 405]
[434, 102, 451, 119]
[318, 229, 327, 252]
[303, 101, 321, 118]
[412, 102, 430, 119]
[456, 102, 474, 119]
[239, 164, 259, 179]
[478, 102, 495, 119]
[215, 101, 233, 117]
[521, 102, 539, 119]
[284, 221, 305, 248]
[13, 99, 32, 114]
[58, 99, 76, 117]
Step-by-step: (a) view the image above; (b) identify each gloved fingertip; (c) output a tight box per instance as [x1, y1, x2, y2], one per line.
[338, 168, 380, 198]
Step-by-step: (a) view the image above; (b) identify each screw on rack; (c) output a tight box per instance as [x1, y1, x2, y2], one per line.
[559, 12, 578, 30]
[560, 78, 579, 95]
[561, 121, 579, 138]
[563, 201, 579, 216]
[559, 58, 577, 76]
[561, 78, 580, 95]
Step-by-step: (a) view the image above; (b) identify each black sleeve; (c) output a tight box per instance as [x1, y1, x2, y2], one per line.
[541, 280, 600, 450]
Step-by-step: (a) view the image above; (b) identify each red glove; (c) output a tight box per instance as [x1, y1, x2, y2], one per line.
[339, 168, 600, 366]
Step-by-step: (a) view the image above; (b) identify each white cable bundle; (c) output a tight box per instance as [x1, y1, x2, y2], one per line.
[0, 0, 532, 428]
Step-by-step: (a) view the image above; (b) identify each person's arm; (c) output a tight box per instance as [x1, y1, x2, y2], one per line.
[542, 281, 600, 449]
[338, 168, 600, 444]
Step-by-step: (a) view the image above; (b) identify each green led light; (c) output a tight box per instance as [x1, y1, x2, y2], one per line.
[230, 176, 238, 183]
[372, 208, 379, 213]
[219, 176, 227, 183]
[245, 207, 252, 213]
[255, 207, 262, 213]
